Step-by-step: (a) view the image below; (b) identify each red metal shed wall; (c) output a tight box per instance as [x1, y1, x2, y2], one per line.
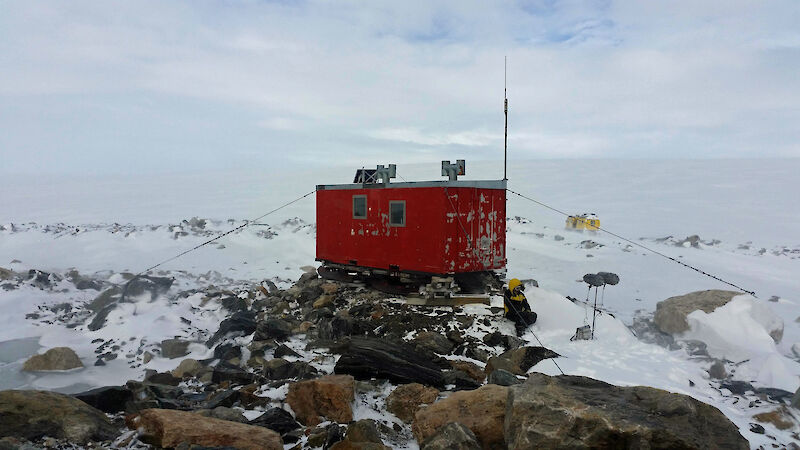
[316, 186, 505, 275]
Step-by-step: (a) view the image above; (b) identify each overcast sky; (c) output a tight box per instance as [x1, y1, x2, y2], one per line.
[1, 1, 799, 175]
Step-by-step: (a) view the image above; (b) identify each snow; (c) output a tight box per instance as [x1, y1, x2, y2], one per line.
[1, 158, 799, 447]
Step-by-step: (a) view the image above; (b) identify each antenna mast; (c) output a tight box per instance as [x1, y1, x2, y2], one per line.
[504, 56, 508, 181]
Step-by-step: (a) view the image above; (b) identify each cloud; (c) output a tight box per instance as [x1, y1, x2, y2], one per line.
[0, 0, 799, 174]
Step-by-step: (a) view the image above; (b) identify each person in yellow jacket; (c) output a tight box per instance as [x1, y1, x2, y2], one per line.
[504, 278, 537, 336]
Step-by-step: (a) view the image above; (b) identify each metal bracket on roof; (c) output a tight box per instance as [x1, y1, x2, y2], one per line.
[442, 160, 466, 181]
[375, 164, 396, 185]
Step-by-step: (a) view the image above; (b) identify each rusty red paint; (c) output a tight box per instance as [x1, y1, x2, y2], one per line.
[316, 184, 506, 275]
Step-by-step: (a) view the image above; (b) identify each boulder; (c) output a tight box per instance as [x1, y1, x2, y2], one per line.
[73, 385, 133, 413]
[708, 360, 727, 380]
[0, 390, 116, 443]
[172, 358, 204, 378]
[504, 373, 749, 449]
[273, 343, 300, 358]
[126, 408, 282, 450]
[317, 315, 355, 340]
[206, 310, 257, 347]
[214, 343, 243, 361]
[313, 294, 335, 309]
[386, 383, 439, 423]
[334, 337, 445, 388]
[412, 384, 508, 449]
[249, 407, 301, 435]
[487, 369, 522, 386]
[330, 419, 390, 450]
[212, 361, 256, 385]
[195, 406, 248, 423]
[255, 318, 293, 341]
[413, 331, 454, 355]
[22, 347, 83, 371]
[421, 422, 482, 450]
[753, 407, 795, 430]
[286, 374, 355, 426]
[122, 275, 173, 300]
[263, 358, 318, 380]
[450, 360, 486, 383]
[654, 290, 739, 335]
[160, 338, 191, 359]
[485, 346, 559, 376]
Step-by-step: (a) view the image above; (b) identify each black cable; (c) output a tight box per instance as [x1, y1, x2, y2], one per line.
[507, 188, 757, 297]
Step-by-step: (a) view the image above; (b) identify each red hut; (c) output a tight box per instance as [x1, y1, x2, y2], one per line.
[316, 161, 506, 294]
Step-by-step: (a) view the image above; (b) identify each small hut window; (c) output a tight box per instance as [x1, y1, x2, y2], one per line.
[353, 195, 367, 219]
[389, 201, 405, 227]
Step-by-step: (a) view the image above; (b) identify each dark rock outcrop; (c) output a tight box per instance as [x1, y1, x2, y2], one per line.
[333, 337, 445, 388]
[255, 319, 293, 341]
[206, 311, 257, 347]
[249, 407, 301, 435]
[73, 385, 133, 413]
[485, 346, 559, 376]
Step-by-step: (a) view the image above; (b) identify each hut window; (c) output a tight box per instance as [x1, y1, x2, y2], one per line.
[353, 195, 367, 219]
[389, 201, 405, 227]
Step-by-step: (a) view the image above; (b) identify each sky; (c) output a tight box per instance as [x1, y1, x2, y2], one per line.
[1, 1, 799, 175]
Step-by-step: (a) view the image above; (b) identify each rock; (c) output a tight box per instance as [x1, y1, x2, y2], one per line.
[221, 295, 248, 312]
[443, 370, 481, 390]
[334, 337, 445, 388]
[487, 369, 522, 386]
[504, 373, 748, 449]
[274, 343, 300, 358]
[654, 290, 739, 335]
[386, 383, 439, 423]
[122, 275, 173, 300]
[160, 338, 191, 359]
[212, 361, 256, 385]
[753, 407, 795, 430]
[485, 346, 559, 376]
[87, 287, 123, 330]
[145, 371, 181, 386]
[317, 315, 355, 340]
[172, 358, 204, 378]
[0, 267, 14, 281]
[213, 343, 242, 361]
[0, 390, 116, 443]
[286, 374, 355, 426]
[708, 360, 727, 380]
[143, 351, 153, 363]
[413, 331, 454, 355]
[196, 406, 248, 423]
[792, 343, 800, 358]
[450, 360, 486, 383]
[721, 380, 754, 396]
[330, 419, 389, 450]
[412, 384, 508, 449]
[249, 407, 300, 435]
[263, 358, 318, 380]
[749, 423, 765, 434]
[203, 389, 239, 409]
[22, 347, 83, 371]
[206, 311, 257, 347]
[126, 408, 282, 450]
[73, 385, 133, 413]
[255, 318, 293, 341]
[421, 422, 481, 450]
[313, 294, 335, 309]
